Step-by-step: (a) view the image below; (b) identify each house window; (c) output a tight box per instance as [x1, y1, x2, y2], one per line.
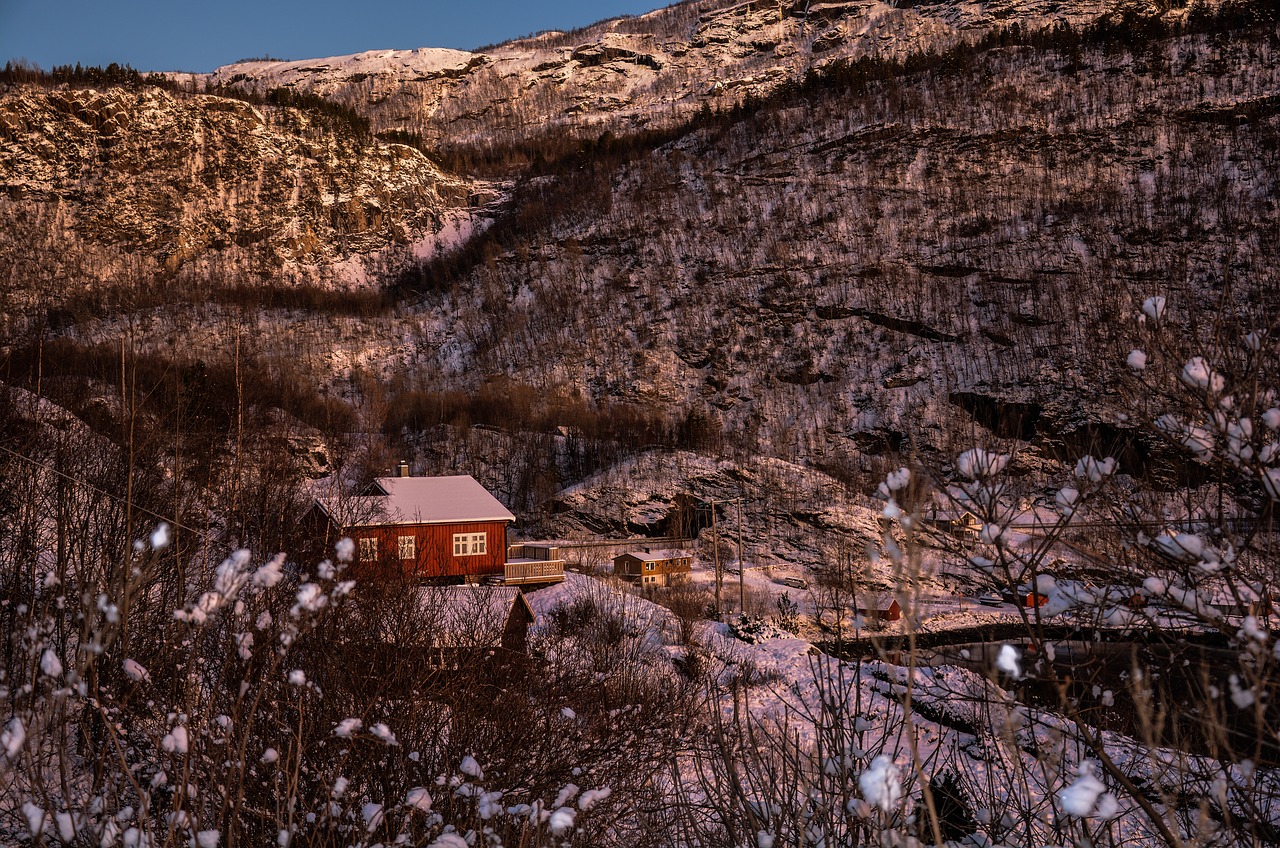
[645, 562, 655, 571]
[359, 538, 378, 561]
[644, 575, 657, 584]
[453, 533, 487, 556]
[398, 536, 416, 560]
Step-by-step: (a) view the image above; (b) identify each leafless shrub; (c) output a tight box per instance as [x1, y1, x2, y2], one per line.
[866, 297, 1280, 845]
[2, 532, 703, 847]
[653, 580, 713, 645]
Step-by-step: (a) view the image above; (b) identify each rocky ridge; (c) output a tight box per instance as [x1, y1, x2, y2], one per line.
[133, 19, 1280, 492]
[0, 0, 1217, 297]
[207, 0, 1190, 148]
[0, 84, 478, 294]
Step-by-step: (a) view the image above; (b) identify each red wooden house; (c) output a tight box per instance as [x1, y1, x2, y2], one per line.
[309, 470, 561, 584]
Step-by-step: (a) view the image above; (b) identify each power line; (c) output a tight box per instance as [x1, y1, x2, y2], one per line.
[0, 442, 202, 536]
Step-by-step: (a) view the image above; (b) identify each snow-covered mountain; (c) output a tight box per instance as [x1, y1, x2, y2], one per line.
[205, 0, 1193, 148]
[0, 0, 1274, 518]
[3, 6, 1278, 846]
[0, 0, 1220, 297]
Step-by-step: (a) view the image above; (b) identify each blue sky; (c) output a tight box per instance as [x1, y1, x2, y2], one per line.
[0, 0, 667, 73]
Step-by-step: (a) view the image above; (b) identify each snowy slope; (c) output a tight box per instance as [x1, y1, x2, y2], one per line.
[529, 571, 1225, 846]
[201, 0, 1210, 146]
[212, 48, 481, 92]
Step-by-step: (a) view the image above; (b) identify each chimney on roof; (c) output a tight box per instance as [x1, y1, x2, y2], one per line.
[398, 461, 410, 478]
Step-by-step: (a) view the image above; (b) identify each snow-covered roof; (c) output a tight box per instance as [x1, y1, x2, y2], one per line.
[318, 475, 515, 527]
[615, 549, 692, 563]
[410, 585, 533, 648]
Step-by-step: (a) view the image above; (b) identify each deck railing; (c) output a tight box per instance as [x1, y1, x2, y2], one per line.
[503, 559, 566, 585]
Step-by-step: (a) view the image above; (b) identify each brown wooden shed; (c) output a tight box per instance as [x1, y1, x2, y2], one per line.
[327, 585, 536, 695]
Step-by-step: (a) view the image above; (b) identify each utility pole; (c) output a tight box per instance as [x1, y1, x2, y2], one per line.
[737, 496, 745, 615]
[711, 499, 721, 617]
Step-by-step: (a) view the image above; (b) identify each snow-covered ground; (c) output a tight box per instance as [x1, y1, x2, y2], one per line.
[526, 570, 1262, 846]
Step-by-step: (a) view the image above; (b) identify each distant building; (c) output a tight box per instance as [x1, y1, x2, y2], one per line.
[856, 593, 902, 624]
[613, 549, 692, 587]
[307, 465, 562, 585]
[425, 585, 536, 658]
[924, 508, 983, 543]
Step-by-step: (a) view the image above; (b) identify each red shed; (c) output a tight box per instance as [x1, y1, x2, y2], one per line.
[311, 473, 516, 582]
[856, 594, 902, 624]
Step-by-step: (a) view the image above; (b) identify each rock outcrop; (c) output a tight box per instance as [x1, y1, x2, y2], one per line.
[204, 0, 1199, 149]
[0, 85, 475, 286]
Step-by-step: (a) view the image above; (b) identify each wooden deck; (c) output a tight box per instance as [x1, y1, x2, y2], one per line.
[500, 558, 566, 585]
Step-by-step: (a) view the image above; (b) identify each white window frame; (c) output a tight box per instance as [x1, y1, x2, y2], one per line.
[645, 562, 655, 571]
[359, 538, 378, 561]
[398, 536, 416, 560]
[453, 532, 487, 557]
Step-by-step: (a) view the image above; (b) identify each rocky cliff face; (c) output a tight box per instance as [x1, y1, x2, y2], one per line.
[206, 0, 1190, 148]
[0, 0, 1209, 299]
[439, 30, 1277, 475]
[0, 85, 476, 296]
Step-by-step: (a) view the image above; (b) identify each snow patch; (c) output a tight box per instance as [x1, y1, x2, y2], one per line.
[858, 755, 902, 812]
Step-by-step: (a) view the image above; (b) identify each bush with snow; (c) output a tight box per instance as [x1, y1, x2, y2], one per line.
[1058, 761, 1118, 820]
[39, 648, 63, 679]
[123, 658, 150, 682]
[995, 644, 1021, 679]
[956, 449, 1009, 480]
[728, 613, 790, 644]
[858, 756, 902, 813]
[2, 718, 25, 760]
[1141, 295, 1166, 321]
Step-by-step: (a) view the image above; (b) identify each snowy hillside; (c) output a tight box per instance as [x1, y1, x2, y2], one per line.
[202, 0, 1213, 149]
[27, 16, 1266, 495]
[543, 450, 887, 572]
[212, 48, 482, 93]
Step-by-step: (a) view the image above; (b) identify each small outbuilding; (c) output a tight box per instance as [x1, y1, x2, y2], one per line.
[329, 584, 536, 694]
[924, 509, 983, 543]
[424, 585, 537, 657]
[613, 549, 693, 587]
[856, 593, 902, 625]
